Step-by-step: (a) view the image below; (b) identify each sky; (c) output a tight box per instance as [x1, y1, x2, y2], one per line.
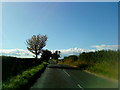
[2, 2, 118, 51]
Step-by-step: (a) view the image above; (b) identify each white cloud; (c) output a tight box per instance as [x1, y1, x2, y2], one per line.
[91, 44, 118, 50]
[0, 49, 34, 58]
[0, 48, 94, 58]
[51, 48, 95, 58]
[0, 44, 118, 58]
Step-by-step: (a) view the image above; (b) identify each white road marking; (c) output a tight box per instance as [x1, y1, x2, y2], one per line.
[63, 70, 84, 89]
[77, 84, 84, 90]
[63, 70, 70, 77]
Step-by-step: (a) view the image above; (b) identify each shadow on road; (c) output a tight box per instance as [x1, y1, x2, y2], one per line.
[48, 60, 89, 70]
[47, 64, 79, 70]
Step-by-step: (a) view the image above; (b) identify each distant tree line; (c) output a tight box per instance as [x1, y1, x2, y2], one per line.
[40, 50, 61, 62]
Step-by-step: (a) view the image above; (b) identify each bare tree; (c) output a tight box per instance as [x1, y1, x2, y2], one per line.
[26, 34, 47, 60]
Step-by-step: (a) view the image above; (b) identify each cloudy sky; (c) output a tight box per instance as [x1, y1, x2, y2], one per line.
[1, 2, 118, 58]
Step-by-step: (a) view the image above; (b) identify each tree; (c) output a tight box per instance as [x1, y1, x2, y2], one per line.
[51, 51, 61, 63]
[68, 55, 78, 61]
[40, 49, 52, 62]
[26, 34, 47, 60]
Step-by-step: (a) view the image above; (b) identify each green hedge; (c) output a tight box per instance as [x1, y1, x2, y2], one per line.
[2, 56, 39, 82]
[2, 62, 47, 89]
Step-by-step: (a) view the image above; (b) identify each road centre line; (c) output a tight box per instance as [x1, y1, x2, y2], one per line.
[77, 84, 84, 90]
[63, 70, 84, 89]
[63, 70, 70, 77]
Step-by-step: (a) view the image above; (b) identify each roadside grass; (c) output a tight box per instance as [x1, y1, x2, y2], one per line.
[86, 62, 118, 80]
[2, 62, 47, 89]
[52, 59, 58, 63]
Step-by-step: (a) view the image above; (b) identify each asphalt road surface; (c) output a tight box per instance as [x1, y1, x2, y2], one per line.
[31, 60, 118, 89]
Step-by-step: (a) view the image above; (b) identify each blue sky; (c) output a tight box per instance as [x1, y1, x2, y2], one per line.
[2, 2, 118, 50]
